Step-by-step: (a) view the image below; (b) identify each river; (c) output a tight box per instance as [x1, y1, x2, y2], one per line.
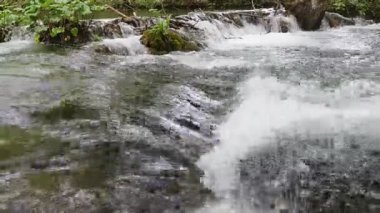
[0, 11, 380, 213]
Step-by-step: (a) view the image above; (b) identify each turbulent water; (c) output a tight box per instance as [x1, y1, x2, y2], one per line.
[1, 11, 380, 213]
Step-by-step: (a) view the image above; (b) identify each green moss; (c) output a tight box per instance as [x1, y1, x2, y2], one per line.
[0, 126, 41, 161]
[71, 167, 108, 189]
[0, 125, 71, 162]
[71, 142, 120, 189]
[141, 29, 200, 55]
[32, 99, 99, 123]
[26, 171, 63, 192]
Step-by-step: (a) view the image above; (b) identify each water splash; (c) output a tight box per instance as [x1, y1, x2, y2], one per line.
[196, 76, 380, 212]
[102, 36, 147, 55]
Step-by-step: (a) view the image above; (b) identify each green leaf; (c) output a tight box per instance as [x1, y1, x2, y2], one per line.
[34, 25, 48, 33]
[50, 27, 65, 38]
[70, 27, 78, 37]
[34, 33, 41, 43]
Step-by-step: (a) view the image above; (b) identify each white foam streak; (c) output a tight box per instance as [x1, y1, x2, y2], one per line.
[166, 52, 249, 69]
[210, 33, 318, 50]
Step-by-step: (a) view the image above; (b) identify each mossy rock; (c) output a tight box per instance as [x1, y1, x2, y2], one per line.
[141, 29, 200, 55]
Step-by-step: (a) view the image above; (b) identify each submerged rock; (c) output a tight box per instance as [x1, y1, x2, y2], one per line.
[141, 28, 200, 55]
[281, 0, 329, 30]
[324, 12, 355, 28]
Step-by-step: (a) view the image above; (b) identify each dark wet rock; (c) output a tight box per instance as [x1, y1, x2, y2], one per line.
[175, 116, 201, 131]
[281, 0, 329, 30]
[103, 22, 123, 38]
[0, 27, 11, 43]
[49, 156, 70, 168]
[94, 44, 117, 55]
[324, 12, 355, 28]
[30, 159, 49, 169]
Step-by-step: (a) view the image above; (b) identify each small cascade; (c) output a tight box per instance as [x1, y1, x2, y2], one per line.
[1, 8, 300, 55]
[118, 22, 135, 38]
[101, 36, 147, 55]
[175, 9, 300, 45]
[269, 14, 300, 33]
[89, 8, 300, 55]
[94, 22, 147, 55]
[10, 26, 32, 41]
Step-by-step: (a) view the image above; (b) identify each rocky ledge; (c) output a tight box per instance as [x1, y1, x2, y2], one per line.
[90, 8, 298, 54]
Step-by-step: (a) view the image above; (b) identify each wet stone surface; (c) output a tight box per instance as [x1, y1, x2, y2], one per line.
[239, 133, 380, 213]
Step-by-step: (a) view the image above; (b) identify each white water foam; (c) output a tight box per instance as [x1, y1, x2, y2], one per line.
[196, 76, 380, 213]
[166, 52, 249, 69]
[0, 40, 34, 56]
[102, 36, 147, 55]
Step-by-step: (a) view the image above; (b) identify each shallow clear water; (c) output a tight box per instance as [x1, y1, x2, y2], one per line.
[1, 18, 380, 212]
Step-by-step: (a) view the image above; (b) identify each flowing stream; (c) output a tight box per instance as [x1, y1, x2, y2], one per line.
[1, 11, 380, 212]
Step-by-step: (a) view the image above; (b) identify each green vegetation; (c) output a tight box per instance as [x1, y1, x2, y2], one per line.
[328, 0, 380, 21]
[0, 2, 27, 41]
[109, 0, 277, 10]
[0, 6, 23, 28]
[24, 0, 104, 44]
[0, 0, 105, 44]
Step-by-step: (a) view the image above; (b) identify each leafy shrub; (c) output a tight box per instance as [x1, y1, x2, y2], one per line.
[23, 0, 104, 44]
[328, 0, 380, 22]
[0, 2, 30, 27]
[0, 3, 28, 42]
[150, 16, 171, 36]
